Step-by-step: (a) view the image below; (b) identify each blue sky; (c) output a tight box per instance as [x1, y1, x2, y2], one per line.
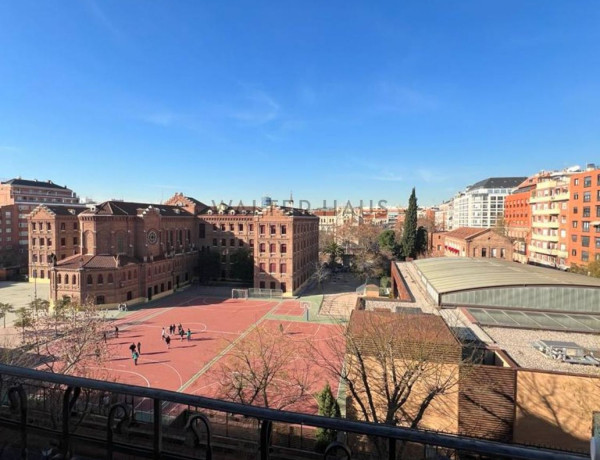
[0, 1, 598, 208]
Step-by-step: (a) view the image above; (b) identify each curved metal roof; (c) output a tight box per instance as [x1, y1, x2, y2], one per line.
[409, 258, 600, 294]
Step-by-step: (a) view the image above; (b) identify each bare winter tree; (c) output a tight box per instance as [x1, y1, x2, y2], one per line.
[0, 298, 113, 432]
[313, 310, 464, 428]
[218, 322, 315, 410]
[311, 261, 330, 291]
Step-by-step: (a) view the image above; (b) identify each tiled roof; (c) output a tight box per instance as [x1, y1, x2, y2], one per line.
[82, 201, 193, 217]
[348, 310, 460, 348]
[467, 177, 527, 191]
[30, 204, 88, 217]
[443, 227, 489, 240]
[1, 178, 71, 190]
[57, 254, 139, 269]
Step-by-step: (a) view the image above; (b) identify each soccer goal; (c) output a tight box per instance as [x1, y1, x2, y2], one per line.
[231, 288, 249, 300]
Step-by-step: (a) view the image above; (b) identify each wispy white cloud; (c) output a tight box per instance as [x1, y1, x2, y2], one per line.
[369, 172, 404, 182]
[84, 0, 124, 41]
[376, 82, 439, 113]
[299, 85, 317, 106]
[228, 89, 280, 125]
[141, 112, 178, 127]
[417, 168, 447, 183]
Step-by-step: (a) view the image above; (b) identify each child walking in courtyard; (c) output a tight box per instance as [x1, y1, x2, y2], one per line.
[132, 350, 139, 366]
[165, 335, 171, 349]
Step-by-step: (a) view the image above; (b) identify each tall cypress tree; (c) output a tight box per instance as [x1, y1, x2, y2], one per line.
[401, 187, 418, 259]
[315, 382, 341, 451]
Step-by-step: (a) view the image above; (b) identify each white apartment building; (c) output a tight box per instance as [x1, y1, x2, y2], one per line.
[448, 177, 526, 229]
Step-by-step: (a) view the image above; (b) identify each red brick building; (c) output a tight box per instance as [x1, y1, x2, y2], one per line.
[0, 178, 80, 270]
[567, 167, 600, 267]
[440, 227, 513, 260]
[48, 194, 319, 306]
[166, 194, 319, 295]
[28, 204, 88, 281]
[504, 176, 537, 263]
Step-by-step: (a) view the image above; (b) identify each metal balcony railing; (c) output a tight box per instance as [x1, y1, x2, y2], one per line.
[0, 364, 588, 460]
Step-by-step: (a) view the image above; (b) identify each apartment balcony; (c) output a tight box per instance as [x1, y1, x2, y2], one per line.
[557, 249, 569, 259]
[528, 245, 558, 256]
[0, 364, 583, 460]
[530, 234, 559, 243]
[529, 192, 569, 204]
[531, 220, 559, 229]
[531, 207, 560, 216]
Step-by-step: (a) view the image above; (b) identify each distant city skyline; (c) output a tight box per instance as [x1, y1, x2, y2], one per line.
[1, 1, 598, 206]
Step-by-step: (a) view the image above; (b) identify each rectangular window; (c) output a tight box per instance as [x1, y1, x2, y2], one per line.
[596, 206, 600, 218]
[249, 239, 254, 248]
[583, 207, 591, 217]
[212, 238, 217, 246]
[584, 192, 591, 202]
[584, 176, 592, 187]
[280, 263, 286, 273]
[573, 207, 578, 214]
[583, 221, 590, 232]
[596, 237, 600, 249]
[582, 251, 589, 262]
[571, 249, 577, 256]
[229, 224, 234, 231]
[571, 235, 577, 242]
[582, 236, 590, 247]
[269, 263, 276, 273]
[281, 225, 287, 235]
[221, 239, 226, 246]
[238, 224, 243, 232]
[259, 225, 265, 235]
[573, 221, 578, 228]
[574, 193, 579, 200]
[230, 239, 235, 246]
[46, 223, 51, 231]
[259, 263, 265, 273]
[270, 225, 276, 235]
[574, 178, 579, 186]
[61, 238, 66, 246]
[73, 237, 78, 245]
[60, 222, 66, 230]
[32, 222, 36, 230]
[249, 224, 254, 232]
[199, 223, 206, 238]
[259, 243, 265, 253]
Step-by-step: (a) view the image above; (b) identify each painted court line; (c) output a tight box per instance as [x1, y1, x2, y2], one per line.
[175, 300, 283, 393]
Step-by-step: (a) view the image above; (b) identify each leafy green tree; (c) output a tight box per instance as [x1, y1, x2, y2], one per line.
[315, 382, 341, 452]
[230, 248, 254, 281]
[322, 241, 344, 266]
[0, 302, 13, 328]
[401, 188, 418, 259]
[570, 261, 600, 278]
[416, 226, 428, 256]
[378, 230, 396, 252]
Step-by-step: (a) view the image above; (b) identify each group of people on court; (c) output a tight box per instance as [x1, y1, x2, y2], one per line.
[129, 342, 141, 365]
[161, 323, 192, 348]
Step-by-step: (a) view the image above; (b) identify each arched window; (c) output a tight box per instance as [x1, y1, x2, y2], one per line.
[108, 273, 114, 284]
[259, 243, 265, 253]
[270, 243, 276, 253]
[65, 274, 69, 284]
[280, 244, 287, 254]
[97, 274, 103, 284]
[72, 275, 76, 285]
[57, 274, 62, 284]
[87, 275, 93, 285]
